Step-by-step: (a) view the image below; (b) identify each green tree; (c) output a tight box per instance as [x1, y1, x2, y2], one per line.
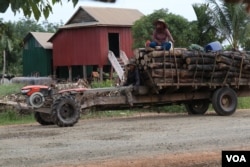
[206, 0, 250, 49]
[132, 9, 191, 48]
[132, 9, 169, 48]
[0, 20, 14, 77]
[242, 24, 250, 50]
[191, 3, 223, 46]
[0, 18, 61, 75]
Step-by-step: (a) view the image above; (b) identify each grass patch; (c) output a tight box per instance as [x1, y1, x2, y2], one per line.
[0, 110, 34, 125]
[157, 105, 186, 113]
[238, 97, 250, 109]
[0, 83, 25, 98]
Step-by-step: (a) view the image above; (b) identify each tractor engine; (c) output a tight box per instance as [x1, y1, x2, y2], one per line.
[21, 85, 53, 108]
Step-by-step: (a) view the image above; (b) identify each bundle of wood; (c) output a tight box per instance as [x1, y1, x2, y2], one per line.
[55, 79, 90, 90]
[135, 48, 250, 88]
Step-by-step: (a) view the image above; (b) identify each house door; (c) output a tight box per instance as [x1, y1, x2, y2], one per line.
[108, 33, 120, 57]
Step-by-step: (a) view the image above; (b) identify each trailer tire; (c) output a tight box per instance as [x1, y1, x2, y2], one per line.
[212, 87, 237, 116]
[185, 100, 210, 115]
[52, 95, 80, 127]
[34, 112, 54, 125]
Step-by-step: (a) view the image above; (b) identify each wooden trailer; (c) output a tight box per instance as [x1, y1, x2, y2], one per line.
[21, 49, 250, 127]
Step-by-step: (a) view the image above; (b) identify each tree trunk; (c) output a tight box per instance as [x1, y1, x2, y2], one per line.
[2, 50, 6, 84]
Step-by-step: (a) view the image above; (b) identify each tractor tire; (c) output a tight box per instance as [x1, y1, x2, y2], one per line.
[29, 92, 45, 108]
[51, 95, 80, 127]
[34, 112, 54, 126]
[212, 87, 237, 116]
[185, 99, 210, 115]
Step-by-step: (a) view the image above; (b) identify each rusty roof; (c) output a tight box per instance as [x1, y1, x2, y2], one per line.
[24, 32, 54, 49]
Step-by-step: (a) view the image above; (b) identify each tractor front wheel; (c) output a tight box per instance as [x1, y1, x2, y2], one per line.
[51, 95, 80, 127]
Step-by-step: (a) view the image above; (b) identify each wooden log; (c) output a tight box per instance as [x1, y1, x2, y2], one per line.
[182, 51, 219, 59]
[187, 63, 241, 72]
[179, 78, 206, 83]
[153, 78, 207, 84]
[231, 78, 250, 86]
[182, 50, 246, 61]
[216, 55, 247, 66]
[151, 69, 179, 78]
[209, 71, 250, 78]
[218, 63, 242, 71]
[244, 64, 250, 71]
[134, 49, 140, 60]
[151, 57, 184, 64]
[185, 57, 215, 65]
[148, 49, 184, 58]
[148, 62, 176, 69]
[220, 51, 247, 60]
[179, 70, 205, 78]
[153, 78, 176, 83]
[140, 59, 146, 66]
[187, 64, 219, 71]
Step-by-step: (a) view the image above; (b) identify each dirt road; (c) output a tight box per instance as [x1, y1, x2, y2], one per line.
[1, 110, 250, 167]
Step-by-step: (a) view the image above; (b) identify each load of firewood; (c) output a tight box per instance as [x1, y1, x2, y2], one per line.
[134, 48, 250, 89]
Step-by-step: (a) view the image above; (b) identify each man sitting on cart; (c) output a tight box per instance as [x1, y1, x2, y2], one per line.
[123, 59, 140, 106]
[123, 59, 140, 90]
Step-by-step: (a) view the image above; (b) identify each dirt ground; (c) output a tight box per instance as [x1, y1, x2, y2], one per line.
[1, 110, 250, 167]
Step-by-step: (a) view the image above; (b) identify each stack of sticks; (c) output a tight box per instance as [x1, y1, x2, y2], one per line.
[134, 48, 250, 88]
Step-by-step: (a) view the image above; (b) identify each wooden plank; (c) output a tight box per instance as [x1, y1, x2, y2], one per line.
[81, 91, 212, 109]
[108, 51, 124, 81]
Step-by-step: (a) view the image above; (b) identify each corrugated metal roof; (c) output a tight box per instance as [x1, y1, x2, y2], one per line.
[65, 6, 144, 26]
[24, 32, 54, 49]
[49, 6, 144, 42]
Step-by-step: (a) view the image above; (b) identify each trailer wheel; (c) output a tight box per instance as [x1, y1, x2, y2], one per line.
[185, 100, 210, 115]
[34, 112, 54, 126]
[212, 87, 237, 116]
[51, 96, 80, 127]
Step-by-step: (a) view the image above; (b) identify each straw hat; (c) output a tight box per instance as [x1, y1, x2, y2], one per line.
[154, 18, 168, 28]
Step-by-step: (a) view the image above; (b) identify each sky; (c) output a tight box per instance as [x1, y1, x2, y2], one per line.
[0, 0, 206, 24]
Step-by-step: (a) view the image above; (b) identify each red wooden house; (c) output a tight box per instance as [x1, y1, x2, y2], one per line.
[49, 6, 143, 81]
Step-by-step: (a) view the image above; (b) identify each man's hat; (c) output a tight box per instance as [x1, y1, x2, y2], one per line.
[154, 18, 168, 28]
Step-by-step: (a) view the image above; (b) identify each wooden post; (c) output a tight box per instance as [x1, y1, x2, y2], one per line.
[68, 66, 72, 82]
[99, 66, 103, 81]
[110, 66, 114, 80]
[83, 65, 87, 79]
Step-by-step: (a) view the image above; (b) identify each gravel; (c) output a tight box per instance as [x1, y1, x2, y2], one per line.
[1, 110, 250, 167]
